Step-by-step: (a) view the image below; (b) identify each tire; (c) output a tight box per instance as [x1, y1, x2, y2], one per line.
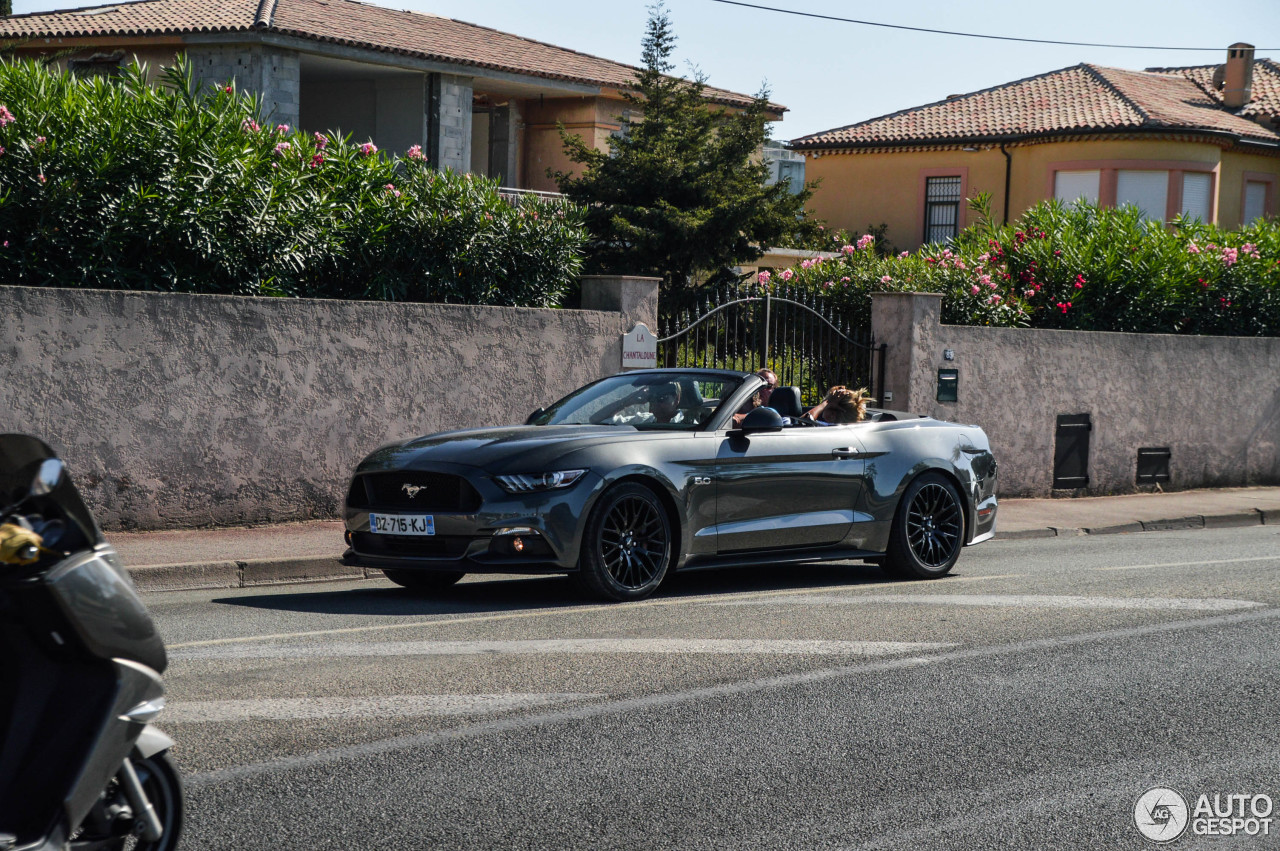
[382, 569, 465, 592]
[575, 482, 673, 602]
[882, 472, 965, 580]
[127, 751, 184, 851]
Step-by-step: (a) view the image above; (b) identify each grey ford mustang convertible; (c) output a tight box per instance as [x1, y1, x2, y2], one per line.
[343, 369, 998, 601]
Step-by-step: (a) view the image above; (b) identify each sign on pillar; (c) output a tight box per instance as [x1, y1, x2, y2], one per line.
[622, 323, 657, 369]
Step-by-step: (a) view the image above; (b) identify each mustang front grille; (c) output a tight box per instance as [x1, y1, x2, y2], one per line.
[348, 472, 482, 511]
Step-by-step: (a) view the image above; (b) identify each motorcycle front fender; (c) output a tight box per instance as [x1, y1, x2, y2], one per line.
[133, 725, 175, 761]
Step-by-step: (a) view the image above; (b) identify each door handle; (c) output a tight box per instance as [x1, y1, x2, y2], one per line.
[831, 447, 859, 458]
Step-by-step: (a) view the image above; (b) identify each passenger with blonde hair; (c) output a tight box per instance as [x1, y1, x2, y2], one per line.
[805, 385, 875, 425]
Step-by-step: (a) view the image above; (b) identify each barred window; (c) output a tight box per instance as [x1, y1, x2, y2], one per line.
[924, 176, 962, 244]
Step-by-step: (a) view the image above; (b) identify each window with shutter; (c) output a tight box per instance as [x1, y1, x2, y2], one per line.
[1116, 170, 1168, 221]
[1180, 172, 1212, 222]
[1054, 170, 1100, 205]
[924, 176, 962, 244]
[1244, 181, 1267, 224]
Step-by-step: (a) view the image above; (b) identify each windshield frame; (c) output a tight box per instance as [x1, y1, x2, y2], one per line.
[529, 370, 751, 431]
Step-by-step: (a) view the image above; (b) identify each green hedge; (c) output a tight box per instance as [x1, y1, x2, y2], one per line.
[769, 196, 1280, 336]
[0, 58, 587, 305]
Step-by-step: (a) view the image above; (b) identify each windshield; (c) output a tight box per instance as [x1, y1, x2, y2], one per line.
[531, 373, 746, 429]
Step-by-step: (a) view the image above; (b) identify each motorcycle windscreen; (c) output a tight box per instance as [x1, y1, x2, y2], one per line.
[0, 433, 104, 552]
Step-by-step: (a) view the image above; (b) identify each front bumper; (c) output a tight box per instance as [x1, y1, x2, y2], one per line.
[343, 466, 603, 574]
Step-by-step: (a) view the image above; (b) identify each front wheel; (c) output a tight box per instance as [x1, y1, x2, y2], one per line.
[575, 482, 673, 601]
[882, 472, 965, 580]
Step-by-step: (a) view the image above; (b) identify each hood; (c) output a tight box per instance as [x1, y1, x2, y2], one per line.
[357, 424, 678, 474]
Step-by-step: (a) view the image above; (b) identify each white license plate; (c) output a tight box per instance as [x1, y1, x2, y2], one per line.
[369, 513, 435, 536]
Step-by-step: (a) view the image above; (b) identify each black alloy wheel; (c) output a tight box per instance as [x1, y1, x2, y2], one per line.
[883, 472, 965, 579]
[577, 482, 672, 601]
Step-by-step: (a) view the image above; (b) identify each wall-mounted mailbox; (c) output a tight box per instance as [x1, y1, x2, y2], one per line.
[937, 368, 958, 402]
[1053, 413, 1092, 488]
[1136, 447, 1171, 485]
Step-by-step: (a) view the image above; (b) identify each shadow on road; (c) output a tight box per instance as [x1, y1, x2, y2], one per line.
[210, 561, 900, 616]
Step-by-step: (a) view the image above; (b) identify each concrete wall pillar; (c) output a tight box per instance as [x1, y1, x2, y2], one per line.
[580, 275, 660, 333]
[188, 45, 299, 130]
[870, 291, 942, 413]
[429, 73, 473, 174]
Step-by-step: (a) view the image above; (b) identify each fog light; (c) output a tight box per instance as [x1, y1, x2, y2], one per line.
[512, 537, 525, 553]
[344, 530, 352, 545]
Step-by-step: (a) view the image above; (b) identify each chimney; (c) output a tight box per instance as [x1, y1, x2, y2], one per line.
[1223, 42, 1255, 109]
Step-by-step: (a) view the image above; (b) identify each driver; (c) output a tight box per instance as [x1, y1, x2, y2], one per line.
[608, 382, 685, 425]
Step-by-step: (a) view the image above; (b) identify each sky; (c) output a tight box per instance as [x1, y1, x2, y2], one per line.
[9, 0, 1280, 140]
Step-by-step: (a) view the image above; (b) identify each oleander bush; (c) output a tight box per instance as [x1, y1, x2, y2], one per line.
[0, 58, 586, 305]
[764, 195, 1280, 336]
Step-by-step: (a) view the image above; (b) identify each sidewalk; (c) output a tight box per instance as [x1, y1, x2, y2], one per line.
[114, 487, 1280, 592]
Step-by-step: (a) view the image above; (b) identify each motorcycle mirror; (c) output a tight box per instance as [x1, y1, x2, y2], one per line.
[30, 458, 65, 497]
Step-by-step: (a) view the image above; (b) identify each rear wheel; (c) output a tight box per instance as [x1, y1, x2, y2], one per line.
[575, 482, 673, 601]
[883, 472, 965, 580]
[382, 569, 465, 592]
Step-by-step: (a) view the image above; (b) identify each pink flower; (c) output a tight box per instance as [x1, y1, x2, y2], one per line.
[841, 244, 855, 255]
[801, 259, 813, 270]
[780, 269, 794, 282]
[1221, 247, 1238, 267]
[1187, 241, 1201, 254]
[2, 241, 7, 247]
[880, 275, 892, 283]
[384, 183, 401, 198]
[276, 124, 290, 134]
[988, 294, 1002, 304]
[978, 274, 992, 287]
[822, 281, 831, 289]
[1024, 289, 1035, 298]
[34, 136, 45, 146]
[857, 234, 875, 250]
[313, 132, 328, 150]
[406, 144, 424, 160]
[757, 270, 771, 284]
[971, 285, 980, 295]
[223, 85, 232, 94]
[359, 142, 378, 156]
[1242, 243, 1259, 258]
[309, 153, 324, 168]
[273, 141, 291, 156]
[1074, 274, 1086, 288]
[241, 119, 260, 132]
[840, 276, 850, 282]
[955, 259, 967, 270]
[0, 147, 5, 156]
[0, 105, 14, 126]
[898, 251, 909, 259]
[37, 173, 45, 183]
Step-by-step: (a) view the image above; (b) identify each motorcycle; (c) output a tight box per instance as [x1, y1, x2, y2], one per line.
[0, 434, 182, 851]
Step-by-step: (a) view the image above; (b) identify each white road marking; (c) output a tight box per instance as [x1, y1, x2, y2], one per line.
[1093, 555, 1280, 571]
[187, 607, 1280, 789]
[713, 594, 1263, 611]
[164, 694, 601, 723]
[171, 638, 955, 662]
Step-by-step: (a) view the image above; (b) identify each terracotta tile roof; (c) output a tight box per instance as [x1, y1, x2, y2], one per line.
[792, 62, 1279, 150]
[0, 0, 774, 111]
[1148, 58, 1280, 119]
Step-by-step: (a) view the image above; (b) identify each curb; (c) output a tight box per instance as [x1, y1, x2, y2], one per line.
[130, 557, 375, 592]
[991, 510, 1268, 543]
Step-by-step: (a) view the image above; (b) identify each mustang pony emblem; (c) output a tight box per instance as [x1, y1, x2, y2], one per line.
[401, 483, 425, 499]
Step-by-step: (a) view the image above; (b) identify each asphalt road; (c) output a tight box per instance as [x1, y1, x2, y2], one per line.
[148, 524, 1280, 850]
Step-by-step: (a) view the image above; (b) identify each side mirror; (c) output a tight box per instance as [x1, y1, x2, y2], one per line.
[525, 407, 546, 425]
[737, 406, 784, 433]
[30, 459, 65, 497]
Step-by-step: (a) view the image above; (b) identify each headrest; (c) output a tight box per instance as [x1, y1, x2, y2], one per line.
[767, 386, 803, 419]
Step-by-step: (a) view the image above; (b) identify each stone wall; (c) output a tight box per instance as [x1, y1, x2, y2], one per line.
[872, 292, 1280, 496]
[0, 281, 655, 530]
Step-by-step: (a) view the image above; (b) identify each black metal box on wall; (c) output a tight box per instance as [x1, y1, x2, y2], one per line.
[1053, 413, 1092, 488]
[1136, 447, 1171, 485]
[936, 368, 958, 402]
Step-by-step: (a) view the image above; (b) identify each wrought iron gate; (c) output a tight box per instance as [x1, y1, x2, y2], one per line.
[657, 285, 885, 407]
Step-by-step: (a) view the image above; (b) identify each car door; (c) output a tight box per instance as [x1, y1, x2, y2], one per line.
[712, 424, 867, 553]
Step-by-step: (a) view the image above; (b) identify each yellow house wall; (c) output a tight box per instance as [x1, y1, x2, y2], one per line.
[519, 96, 628, 192]
[808, 137, 1278, 250]
[1218, 149, 1280, 228]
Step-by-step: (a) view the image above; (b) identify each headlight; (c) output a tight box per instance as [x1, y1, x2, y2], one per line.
[494, 470, 587, 493]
